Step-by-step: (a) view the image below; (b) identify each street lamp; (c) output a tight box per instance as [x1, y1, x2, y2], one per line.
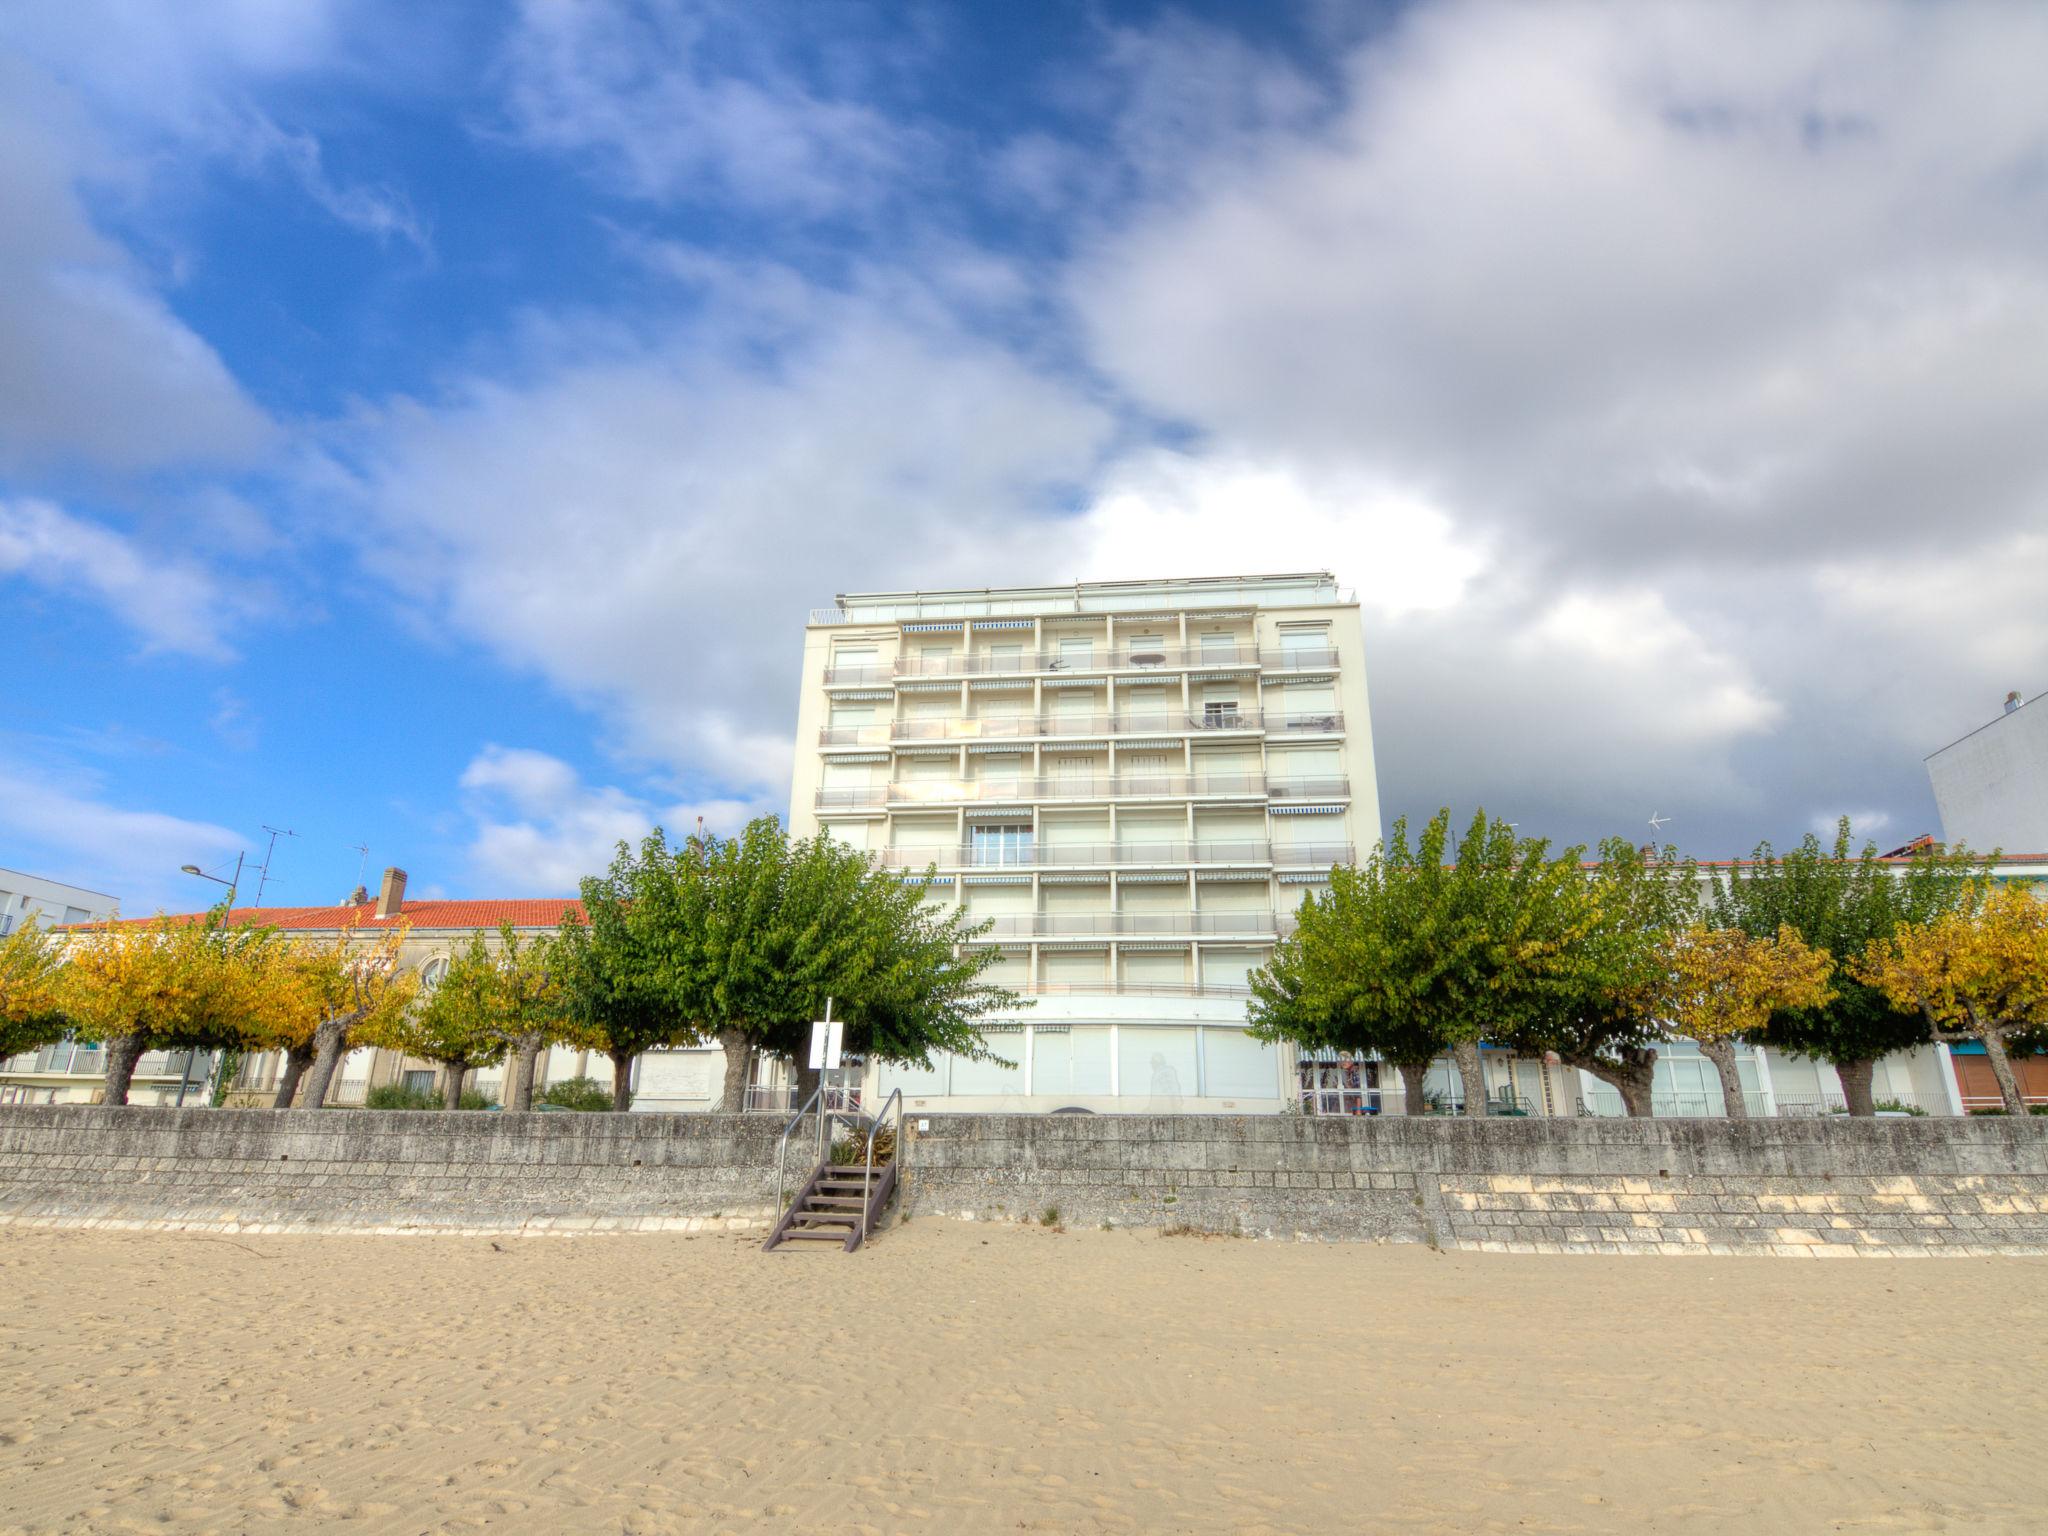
[179, 852, 245, 910]
[174, 852, 245, 1107]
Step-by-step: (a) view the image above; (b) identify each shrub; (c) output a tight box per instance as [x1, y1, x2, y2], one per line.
[1873, 1098, 1928, 1117]
[828, 1125, 896, 1166]
[537, 1076, 616, 1112]
[363, 1083, 497, 1111]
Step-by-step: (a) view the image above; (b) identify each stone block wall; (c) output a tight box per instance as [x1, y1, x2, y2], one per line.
[902, 1114, 2048, 1255]
[2, 1106, 2045, 1253]
[0, 1106, 791, 1235]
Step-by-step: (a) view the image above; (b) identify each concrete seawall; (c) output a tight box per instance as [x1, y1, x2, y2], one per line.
[2, 1106, 2044, 1253]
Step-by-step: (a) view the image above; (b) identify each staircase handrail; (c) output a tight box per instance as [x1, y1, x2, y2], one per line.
[773, 1086, 825, 1216]
[859, 1088, 904, 1243]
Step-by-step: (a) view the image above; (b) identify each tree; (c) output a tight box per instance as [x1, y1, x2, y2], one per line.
[0, 917, 70, 1063]
[55, 912, 274, 1105]
[360, 932, 508, 1108]
[488, 923, 575, 1112]
[276, 925, 418, 1109]
[556, 834, 708, 1111]
[1708, 820, 1982, 1114]
[1498, 838, 1699, 1117]
[563, 819, 1019, 1114]
[1249, 810, 1607, 1118]
[1655, 925, 1835, 1119]
[1857, 882, 2048, 1116]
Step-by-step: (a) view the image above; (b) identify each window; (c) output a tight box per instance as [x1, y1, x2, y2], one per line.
[1297, 1056, 1380, 1115]
[1205, 1029, 1280, 1099]
[419, 956, 450, 991]
[1031, 1026, 1112, 1096]
[402, 1069, 435, 1095]
[1053, 636, 1095, 670]
[969, 824, 1034, 866]
[1201, 699, 1241, 728]
[986, 643, 1025, 670]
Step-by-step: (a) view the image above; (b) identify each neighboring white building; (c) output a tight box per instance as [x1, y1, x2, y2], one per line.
[789, 572, 1381, 1115]
[0, 867, 117, 939]
[1927, 688, 2048, 855]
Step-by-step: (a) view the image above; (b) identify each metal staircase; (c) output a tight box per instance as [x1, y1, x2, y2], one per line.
[763, 1087, 903, 1253]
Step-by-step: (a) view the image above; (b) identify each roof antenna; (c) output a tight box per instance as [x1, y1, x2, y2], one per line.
[253, 826, 298, 906]
[347, 843, 370, 894]
[1648, 812, 1672, 834]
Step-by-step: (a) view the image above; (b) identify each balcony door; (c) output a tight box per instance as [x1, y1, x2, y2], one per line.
[969, 823, 1034, 868]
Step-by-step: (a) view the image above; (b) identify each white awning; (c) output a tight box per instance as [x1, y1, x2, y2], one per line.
[897, 681, 958, 694]
[966, 743, 1027, 755]
[1277, 872, 1334, 884]
[1042, 676, 1104, 688]
[823, 751, 889, 763]
[1116, 872, 1188, 884]
[1196, 870, 1270, 883]
[964, 808, 1034, 819]
[828, 688, 893, 701]
[1269, 804, 1346, 816]
[971, 619, 1033, 630]
[969, 679, 1033, 691]
[963, 875, 1032, 886]
[1117, 940, 1193, 951]
[1040, 873, 1108, 884]
[896, 745, 958, 758]
[902, 621, 963, 632]
[1038, 941, 1109, 951]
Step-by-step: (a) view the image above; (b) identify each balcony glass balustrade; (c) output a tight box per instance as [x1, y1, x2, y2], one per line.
[819, 710, 1345, 745]
[965, 910, 1281, 937]
[875, 840, 1278, 869]
[814, 774, 1347, 808]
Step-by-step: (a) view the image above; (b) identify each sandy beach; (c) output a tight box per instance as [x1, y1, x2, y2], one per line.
[1, 1221, 2043, 1535]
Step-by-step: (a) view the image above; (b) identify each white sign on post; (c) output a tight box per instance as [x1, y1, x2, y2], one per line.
[808, 999, 843, 1071]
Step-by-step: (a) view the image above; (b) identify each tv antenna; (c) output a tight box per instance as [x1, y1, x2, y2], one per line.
[1647, 812, 1672, 834]
[347, 843, 370, 891]
[253, 825, 298, 906]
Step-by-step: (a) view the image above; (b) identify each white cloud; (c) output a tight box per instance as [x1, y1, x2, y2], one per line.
[459, 745, 762, 891]
[342, 274, 1113, 796]
[0, 759, 242, 915]
[0, 70, 271, 473]
[1049, 0, 2048, 847]
[498, 0, 912, 216]
[0, 499, 242, 659]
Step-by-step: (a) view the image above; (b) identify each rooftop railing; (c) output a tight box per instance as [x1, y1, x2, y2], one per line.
[875, 840, 1275, 869]
[891, 644, 1268, 677]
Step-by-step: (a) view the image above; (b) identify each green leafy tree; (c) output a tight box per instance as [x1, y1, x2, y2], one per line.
[563, 818, 1020, 1113]
[1708, 819, 1983, 1114]
[487, 924, 576, 1112]
[1250, 810, 1605, 1118]
[361, 932, 509, 1109]
[1501, 839, 1700, 1117]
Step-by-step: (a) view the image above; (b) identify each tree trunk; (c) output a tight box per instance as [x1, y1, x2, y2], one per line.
[790, 1057, 822, 1116]
[442, 1063, 467, 1111]
[1834, 1057, 1878, 1117]
[1451, 1039, 1487, 1118]
[101, 1031, 147, 1106]
[506, 1036, 541, 1112]
[272, 1043, 316, 1108]
[1697, 1039, 1749, 1119]
[300, 1012, 356, 1109]
[1568, 1050, 1658, 1117]
[717, 1028, 753, 1111]
[1394, 1059, 1431, 1116]
[609, 1050, 635, 1111]
[1980, 1029, 2029, 1116]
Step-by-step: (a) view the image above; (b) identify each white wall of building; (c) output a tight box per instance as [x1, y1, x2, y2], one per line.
[0, 867, 118, 938]
[1927, 691, 2048, 853]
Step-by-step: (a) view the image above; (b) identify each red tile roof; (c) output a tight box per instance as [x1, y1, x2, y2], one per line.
[77, 899, 585, 933]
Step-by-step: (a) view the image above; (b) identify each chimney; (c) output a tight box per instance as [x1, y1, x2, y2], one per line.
[375, 867, 408, 918]
[2005, 690, 2024, 715]
[345, 884, 369, 906]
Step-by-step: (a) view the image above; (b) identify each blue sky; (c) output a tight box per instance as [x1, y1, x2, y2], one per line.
[4, 1, 2047, 912]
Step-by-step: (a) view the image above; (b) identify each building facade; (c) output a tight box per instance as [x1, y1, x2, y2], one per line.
[1927, 688, 2048, 853]
[788, 572, 1381, 1114]
[0, 867, 117, 939]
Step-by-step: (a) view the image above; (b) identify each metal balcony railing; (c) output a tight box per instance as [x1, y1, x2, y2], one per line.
[1267, 776, 1350, 799]
[823, 664, 895, 686]
[892, 643, 1266, 678]
[1010, 979, 1255, 999]
[820, 711, 1346, 747]
[1271, 842, 1354, 867]
[1260, 646, 1342, 670]
[876, 841, 1275, 870]
[969, 911, 1279, 937]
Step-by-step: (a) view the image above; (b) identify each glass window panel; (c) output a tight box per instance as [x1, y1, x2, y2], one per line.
[1203, 1028, 1278, 1099]
[1031, 1026, 1112, 1097]
[950, 1039, 1024, 1096]
[878, 1055, 949, 1096]
[1118, 1027, 1198, 1104]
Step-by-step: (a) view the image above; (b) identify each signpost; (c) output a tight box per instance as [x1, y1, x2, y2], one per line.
[808, 997, 844, 1073]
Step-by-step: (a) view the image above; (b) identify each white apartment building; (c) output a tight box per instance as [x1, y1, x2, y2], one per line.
[1927, 688, 2048, 854]
[0, 867, 117, 939]
[789, 572, 1381, 1115]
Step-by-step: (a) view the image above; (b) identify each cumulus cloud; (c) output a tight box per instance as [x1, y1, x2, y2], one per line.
[1053, 0, 2048, 847]
[341, 269, 1113, 795]
[0, 499, 244, 658]
[459, 745, 763, 891]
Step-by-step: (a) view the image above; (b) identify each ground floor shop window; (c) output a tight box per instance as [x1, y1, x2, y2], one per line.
[1298, 1057, 1380, 1114]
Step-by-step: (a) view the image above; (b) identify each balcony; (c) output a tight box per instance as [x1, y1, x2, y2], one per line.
[892, 643, 1264, 678]
[820, 710, 1345, 748]
[1009, 979, 1254, 999]
[823, 664, 895, 686]
[1271, 842, 1354, 867]
[968, 911, 1280, 938]
[876, 840, 1275, 870]
[1260, 646, 1341, 671]
[1267, 776, 1350, 800]
[818, 775, 1345, 810]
